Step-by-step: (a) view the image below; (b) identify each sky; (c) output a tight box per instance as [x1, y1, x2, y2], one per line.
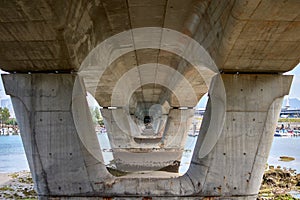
[0, 71, 9, 98]
[284, 63, 300, 99]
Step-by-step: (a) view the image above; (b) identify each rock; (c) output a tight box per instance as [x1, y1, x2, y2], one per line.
[259, 166, 300, 199]
[0, 171, 36, 199]
[279, 156, 295, 162]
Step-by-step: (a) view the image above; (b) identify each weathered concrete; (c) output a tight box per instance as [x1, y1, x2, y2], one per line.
[101, 108, 193, 171]
[187, 74, 293, 197]
[0, 0, 299, 73]
[0, 0, 299, 199]
[2, 74, 112, 196]
[2, 73, 292, 199]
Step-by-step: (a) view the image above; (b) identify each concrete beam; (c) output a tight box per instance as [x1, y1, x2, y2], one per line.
[0, 1, 299, 73]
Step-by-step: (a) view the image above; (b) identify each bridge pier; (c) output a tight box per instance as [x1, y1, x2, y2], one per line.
[2, 74, 112, 197]
[101, 108, 193, 172]
[187, 74, 293, 197]
[2, 73, 292, 199]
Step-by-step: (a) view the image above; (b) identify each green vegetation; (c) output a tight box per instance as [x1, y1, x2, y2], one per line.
[90, 107, 104, 126]
[18, 176, 33, 184]
[258, 189, 297, 199]
[0, 107, 18, 126]
[9, 172, 19, 179]
[0, 172, 37, 199]
[274, 194, 297, 200]
[278, 118, 300, 123]
[0, 186, 14, 191]
[0, 107, 10, 124]
[7, 118, 17, 125]
[259, 167, 300, 200]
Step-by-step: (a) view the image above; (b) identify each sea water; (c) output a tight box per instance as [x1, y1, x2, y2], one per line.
[0, 135, 299, 173]
[267, 136, 300, 172]
[0, 135, 29, 173]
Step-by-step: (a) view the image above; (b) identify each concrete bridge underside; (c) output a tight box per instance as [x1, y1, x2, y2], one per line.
[0, 0, 299, 199]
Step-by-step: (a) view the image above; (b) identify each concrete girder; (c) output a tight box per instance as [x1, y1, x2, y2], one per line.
[96, 60, 207, 171]
[93, 49, 208, 107]
[127, 84, 179, 116]
[98, 63, 199, 171]
[76, 25, 218, 173]
[0, 1, 299, 73]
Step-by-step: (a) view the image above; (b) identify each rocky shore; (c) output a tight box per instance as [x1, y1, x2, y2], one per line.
[0, 171, 36, 199]
[258, 166, 300, 199]
[0, 167, 299, 199]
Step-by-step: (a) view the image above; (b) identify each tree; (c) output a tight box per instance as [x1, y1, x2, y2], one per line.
[0, 107, 10, 125]
[90, 107, 104, 126]
[7, 118, 17, 125]
[94, 107, 104, 126]
[94, 107, 101, 121]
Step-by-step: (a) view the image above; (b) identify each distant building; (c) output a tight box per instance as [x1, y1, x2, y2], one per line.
[280, 109, 300, 118]
[280, 97, 300, 118]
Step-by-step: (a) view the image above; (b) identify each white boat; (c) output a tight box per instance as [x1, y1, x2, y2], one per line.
[274, 129, 291, 137]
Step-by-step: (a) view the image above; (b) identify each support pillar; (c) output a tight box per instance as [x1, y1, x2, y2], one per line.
[186, 74, 293, 198]
[101, 108, 194, 172]
[2, 74, 111, 198]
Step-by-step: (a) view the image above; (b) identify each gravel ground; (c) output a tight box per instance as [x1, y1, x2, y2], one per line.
[0, 171, 36, 199]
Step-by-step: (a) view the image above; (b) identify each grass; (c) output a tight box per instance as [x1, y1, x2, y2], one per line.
[274, 194, 298, 200]
[278, 118, 300, 123]
[0, 186, 14, 191]
[9, 172, 19, 179]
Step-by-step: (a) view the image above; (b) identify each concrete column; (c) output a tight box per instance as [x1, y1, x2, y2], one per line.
[162, 109, 194, 148]
[2, 74, 111, 198]
[186, 74, 293, 198]
[101, 108, 193, 172]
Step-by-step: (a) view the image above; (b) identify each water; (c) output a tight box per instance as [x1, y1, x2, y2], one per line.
[0, 135, 29, 173]
[267, 137, 300, 199]
[0, 135, 299, 174]
[267, 137, 300, 172]
[179, 135, 198, 174]
[97, 133, 114, 165]
[1, 134, 299, 198]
